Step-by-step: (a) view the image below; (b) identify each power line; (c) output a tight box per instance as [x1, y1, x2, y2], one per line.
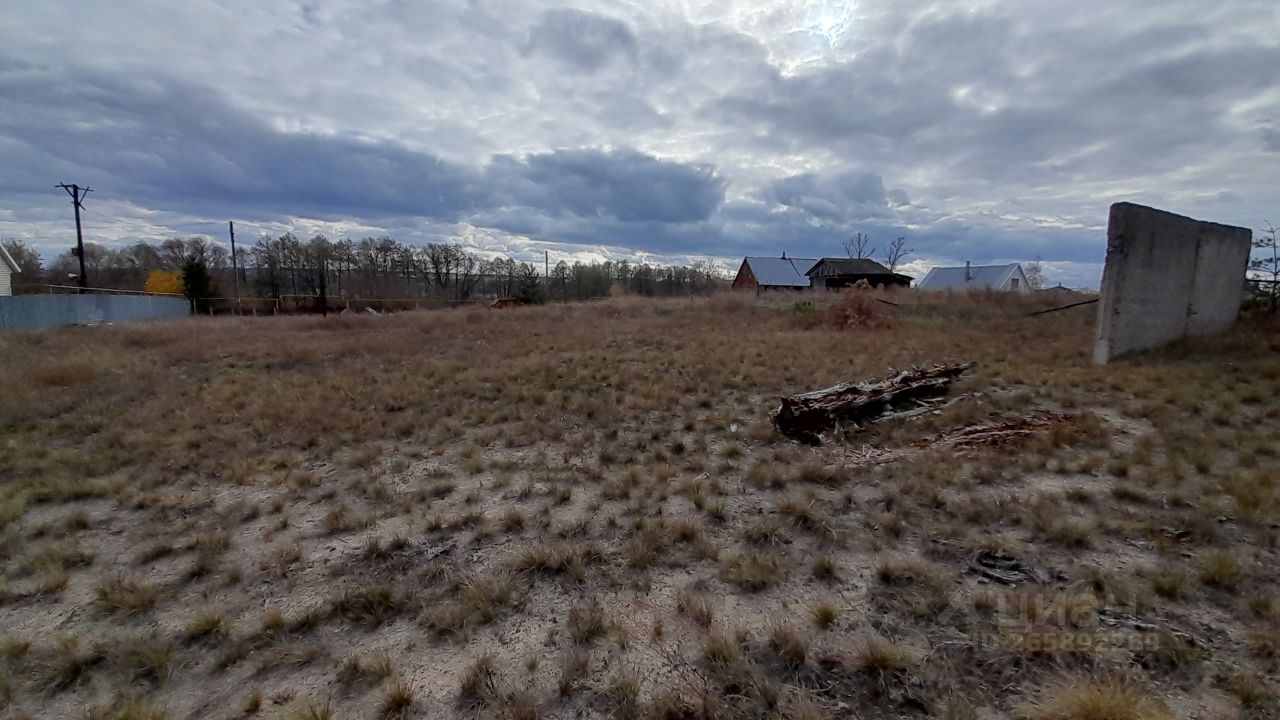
[82, 207, 273, 238]
[79, 206, 165, 231]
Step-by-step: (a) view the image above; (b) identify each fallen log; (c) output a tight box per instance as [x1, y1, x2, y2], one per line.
[772, 362, 975, 442]
[1026, 297, 1098, 317]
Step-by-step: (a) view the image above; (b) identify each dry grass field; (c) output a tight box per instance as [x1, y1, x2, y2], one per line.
[1, 292, 1278, 720]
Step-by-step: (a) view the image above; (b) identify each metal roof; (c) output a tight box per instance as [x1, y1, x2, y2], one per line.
[743, 257, 819, 287]
[806, 258, 894, 276]
[918, 263, 1020, 290]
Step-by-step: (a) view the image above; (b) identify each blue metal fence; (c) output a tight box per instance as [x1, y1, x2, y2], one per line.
[0, 294, 190, 331]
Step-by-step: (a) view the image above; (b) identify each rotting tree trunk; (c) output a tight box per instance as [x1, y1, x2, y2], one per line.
[772, 362, 975, 442]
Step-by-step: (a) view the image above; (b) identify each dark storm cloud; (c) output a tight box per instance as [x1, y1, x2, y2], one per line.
[767, 171, 898, 222]
[522, 9, 637, 72]
[0, 59, 725, 250]
[496, 148, 724, 223]
[0, 65, 485, 222]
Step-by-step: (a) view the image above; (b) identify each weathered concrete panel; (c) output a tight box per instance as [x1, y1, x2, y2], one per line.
[1093, 202, 1251, 364]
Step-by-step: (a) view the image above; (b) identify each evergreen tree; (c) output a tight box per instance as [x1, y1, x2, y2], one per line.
[513, 266, 546, 305]
[182, 257, 216, 312]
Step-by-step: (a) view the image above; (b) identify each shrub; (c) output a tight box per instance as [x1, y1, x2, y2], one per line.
[827, 290, 892, 330]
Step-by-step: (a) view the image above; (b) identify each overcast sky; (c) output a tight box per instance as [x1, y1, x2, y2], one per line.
[2, 0, 1277, 287]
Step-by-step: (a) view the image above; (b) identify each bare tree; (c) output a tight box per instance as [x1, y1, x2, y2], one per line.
[843, 232, 875, 259]
[1024, 257, 1047, 290]
[1253, 221, 1279, 312]
[881, 236, 912, 271]
[2, 239, 45, 288]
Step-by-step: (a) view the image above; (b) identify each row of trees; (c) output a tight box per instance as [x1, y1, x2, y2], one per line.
[1, 235, 726, 306]
[843, 232, 913, 271]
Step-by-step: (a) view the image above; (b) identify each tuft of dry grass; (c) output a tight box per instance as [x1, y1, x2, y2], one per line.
[420, 570, 515, 637]
[338, 653, 394, 687]
[566, 597, 609, 644]
[458, 653, 497, 707]
[720, 549, 788, 591]
[331, 583, 416, 628]
[601, 668, 642, 719]
[510, 541, 603, 580]
[183, 608, 230, 643]
[676, 586, 715, 628]
[767, 624, 812, 668]
[114, 634, 177, 683]
[809, 600, 839, 629]
[850, 634, 922, 674]
[874, 556, 944, 587]
[557, 648, 590, 697]
[321, 504, 366, 535]
[25, 636, 105, 694]
[1019, 674, 1173, 720]
[1225, 670, 1273, 708]
[292, 698, 336, 720]
[703, 630, 744, 668]
[1196, 550, 1245, 590]
[94, 575, 161, 615]
[811, 555, 839, 581]
[379, 678, 415, 719]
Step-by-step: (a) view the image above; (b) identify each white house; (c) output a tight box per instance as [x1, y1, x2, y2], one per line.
[0, 244, 19, 296]
[917, 262, 1031, 292]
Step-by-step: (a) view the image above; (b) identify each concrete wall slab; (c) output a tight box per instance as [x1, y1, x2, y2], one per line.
[1093, 203, 1251, 364]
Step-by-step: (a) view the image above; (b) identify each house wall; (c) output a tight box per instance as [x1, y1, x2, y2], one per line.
[731, 263, 758, 290]
[1006, 266, 1031, 292]
[0, 266, 11, 297]
[1093, 202, 1251, 364]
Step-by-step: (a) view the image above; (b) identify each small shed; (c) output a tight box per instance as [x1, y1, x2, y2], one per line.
[805, 258, 912, 290]
[732, 256, 820, 290]
[0, 244, 19, 297]
[918, 262, 1030, 293]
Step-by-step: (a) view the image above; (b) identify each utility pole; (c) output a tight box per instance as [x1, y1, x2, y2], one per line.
[228, 221, 241, 314]
[57, 183, 91, 292]
[545, 249, 549, 279]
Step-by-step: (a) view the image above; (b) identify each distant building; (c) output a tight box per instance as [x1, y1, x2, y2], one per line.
[0, 244, 19, 297]
[918, 262, 1031, 292]
[732, 256, 820, 290]
[805, 258, 912, 289]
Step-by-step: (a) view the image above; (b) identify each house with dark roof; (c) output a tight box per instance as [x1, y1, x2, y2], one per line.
[732, 256, 820, 290]
[917, 262, 1030, 293]
[805, 258, 913, 289]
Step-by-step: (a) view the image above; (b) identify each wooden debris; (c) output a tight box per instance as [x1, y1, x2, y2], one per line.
[871, 394, 968, 424]
[1027, 297, 1098, 317]
[772, 362, 974, 442]
[967, 550, 1045, 585]
[1096, 607, 1204, 647]
[932, 413, 1061, 450]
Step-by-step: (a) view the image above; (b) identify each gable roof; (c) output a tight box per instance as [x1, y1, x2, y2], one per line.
[806, 257, 894, 276]
[0, 244, 20, 274]
[918, 263, 1021, 290]
[742, 257, 819, 287]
